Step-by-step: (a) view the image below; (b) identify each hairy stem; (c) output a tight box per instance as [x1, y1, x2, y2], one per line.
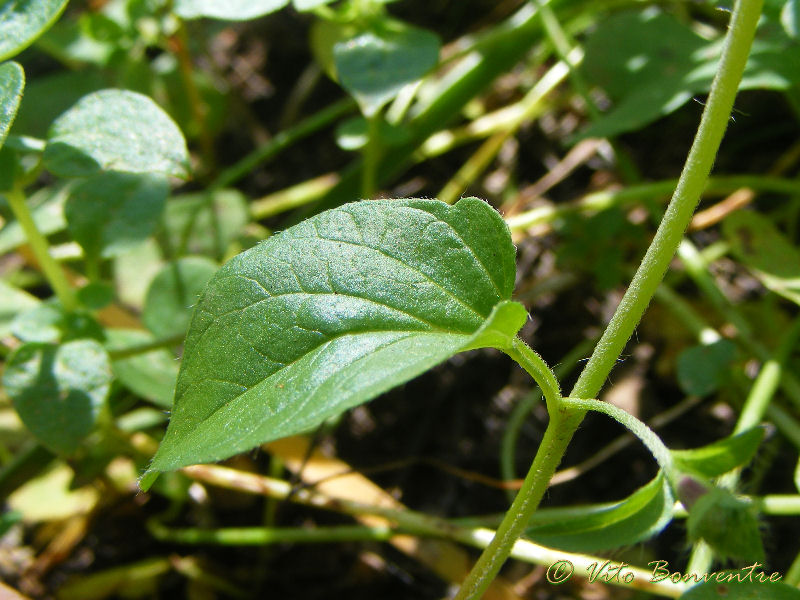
[454, 0, 764, 596]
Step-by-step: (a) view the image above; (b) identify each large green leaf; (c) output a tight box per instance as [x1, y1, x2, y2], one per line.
[64, 171, 169, 261]
[0, 61, 24, 150]
[143, 257, 219, 339]
[146, 198, 524, 475]
[173, 0, 288, 21]
[672, 428, 764, 479]
[3, 340, 112, 455]
[333, 19, 440, 116]
[723, 210, 800, 306]
[0, 0, 69, 61]
[43, 89, 190, 178]
[525, 473, 674, 552]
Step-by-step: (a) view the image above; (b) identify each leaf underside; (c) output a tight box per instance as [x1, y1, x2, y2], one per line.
[148, 198, 523, 473]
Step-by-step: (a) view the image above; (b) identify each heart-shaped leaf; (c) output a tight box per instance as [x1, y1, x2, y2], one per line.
[44, 89, 190, 178]
[0, 0, 69, 61]
[525, 473, 674, 552]
[65, 171, 169, 261]
[0, 61, 24, 150]
[173, 0, 289, 21]
[334, 20, 440, 116]
[3, 340, 112, 454]
[146, 198, 524, 475]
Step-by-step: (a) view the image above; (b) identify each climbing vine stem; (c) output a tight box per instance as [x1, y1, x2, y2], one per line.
[454, 0, 764, 596]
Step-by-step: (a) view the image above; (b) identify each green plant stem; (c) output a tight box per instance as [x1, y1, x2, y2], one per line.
[211, 97, 355, 192]
[505, 338, 562, 413]
[362, 111, 381, 198]
[570, 0, 762, 400]
[6, 187, 77, 311]
[500, 336, 595, 499]
[505, 174, 800, 232]
[148, 521, 397, 545]
[181, 462, 686, 597]
[107, 332, 186, 360]
[785, 551, 800, 587]
[454, 0, 763, 596]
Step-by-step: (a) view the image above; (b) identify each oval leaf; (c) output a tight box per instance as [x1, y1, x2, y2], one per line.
[0, 61, 24, 150]
[0, 0, 69, 61]
[173, 0, 289, 21]
[65, 171, 169, 260]
[525, 473, 674, 552]
[3, 340, 112, 454]
[44, 89, 190, 178]
[334, 20, 440, 116]
[147, 198, 522, 473]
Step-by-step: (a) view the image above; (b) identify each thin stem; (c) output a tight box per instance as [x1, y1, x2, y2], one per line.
[504, 338, 562, 414]
[570, 0, 763, 401]
[455, 0, 764, 596]
[6, 187, 77, 311]
[362, 111, 382, 198]
[211, 98, 355, 192]
[148, 522, 397, 545]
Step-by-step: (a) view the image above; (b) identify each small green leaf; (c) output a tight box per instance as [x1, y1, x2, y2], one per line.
[680, 581, 800, 600]
[173, 0, 289, 21]
[148, 198, 520, 473]
[44, 89, 190, 178]
[3, 340, 112, 455]
[334, 20, 440, 116]
[0, 61, 24, 150]
[64, 171, 169, 260]
[676, 340, 736, 397]
[0, 0, 69, 61]
[11, 302, 105, 343]
[723, 210, 800, 306]
[525, 474, 674, 552]
[143, 257, 218, 339]
[162, 190, 249, 258]
[687, 487, 765, 563]
[672, 428, 765, 479]
[106, 329, 179, 409]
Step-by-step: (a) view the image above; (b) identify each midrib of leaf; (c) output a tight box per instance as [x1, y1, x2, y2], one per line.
[157, 329, 471, 467]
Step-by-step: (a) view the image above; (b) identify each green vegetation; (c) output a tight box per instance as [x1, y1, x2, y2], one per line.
[2, 0, 800, 598]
